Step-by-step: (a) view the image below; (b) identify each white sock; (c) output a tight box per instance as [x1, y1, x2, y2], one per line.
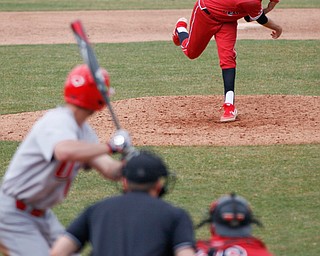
[225, 91, 234, 105]
[177, 27, 188, 33]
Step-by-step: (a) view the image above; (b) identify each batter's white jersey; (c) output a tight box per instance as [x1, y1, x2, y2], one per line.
[1, 106, 98, 209]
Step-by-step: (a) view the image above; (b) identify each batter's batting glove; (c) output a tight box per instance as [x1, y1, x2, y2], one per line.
[108, 129, 132, 154]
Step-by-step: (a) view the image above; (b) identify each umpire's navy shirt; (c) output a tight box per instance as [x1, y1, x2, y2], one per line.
[66, 191, 195, 256]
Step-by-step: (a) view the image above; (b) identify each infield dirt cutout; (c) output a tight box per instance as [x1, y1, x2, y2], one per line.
[1, 9, 319, 146]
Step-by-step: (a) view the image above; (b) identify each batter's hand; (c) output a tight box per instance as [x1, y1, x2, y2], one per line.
[108, 129, 132, 154]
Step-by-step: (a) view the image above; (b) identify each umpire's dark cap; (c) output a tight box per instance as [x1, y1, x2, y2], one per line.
[211, 193, 262, 237]
[122, 151, 168, 183]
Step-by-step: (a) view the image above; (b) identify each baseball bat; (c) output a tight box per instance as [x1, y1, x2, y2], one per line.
[71, 20, 121, 130]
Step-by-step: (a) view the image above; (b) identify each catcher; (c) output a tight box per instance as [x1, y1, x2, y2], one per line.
[195, 193, 273, 255]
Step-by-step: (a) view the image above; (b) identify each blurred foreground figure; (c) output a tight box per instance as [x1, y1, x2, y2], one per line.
[51, 150, 196, 256]
[0, 64, 131, 256]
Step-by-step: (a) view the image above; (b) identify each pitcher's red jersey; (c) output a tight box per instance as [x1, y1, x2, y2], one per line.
[200, 0, 263, 22]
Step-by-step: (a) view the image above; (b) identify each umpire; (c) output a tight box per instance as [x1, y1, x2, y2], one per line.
[51, 150, 196, 256]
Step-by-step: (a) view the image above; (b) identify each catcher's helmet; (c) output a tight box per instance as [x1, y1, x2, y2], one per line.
[195, 193, 262, 237]
[64, 64, 110, 111]
[209, 193, 261, 237]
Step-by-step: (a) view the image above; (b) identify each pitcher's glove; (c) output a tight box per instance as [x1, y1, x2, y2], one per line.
[108, 129, 132, 154]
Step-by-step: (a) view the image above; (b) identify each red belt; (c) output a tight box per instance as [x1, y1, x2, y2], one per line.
[15, 199, 46, 217]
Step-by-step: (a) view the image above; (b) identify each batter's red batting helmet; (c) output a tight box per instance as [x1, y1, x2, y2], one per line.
[64, 64, 110, 111]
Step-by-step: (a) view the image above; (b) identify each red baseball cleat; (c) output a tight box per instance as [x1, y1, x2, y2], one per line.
[172, 17, 188, 46]
[220, 103, 238, 122]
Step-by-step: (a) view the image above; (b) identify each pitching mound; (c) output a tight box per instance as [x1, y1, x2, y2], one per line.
[1, 9, 319, 146]
[1, 95, 319, 146]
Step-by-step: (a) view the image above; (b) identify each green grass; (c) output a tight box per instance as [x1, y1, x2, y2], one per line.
[57, 143, 320, 255]
[1, 0, 318, 11]
[1, 40, 319, 114]
[1, 142, 319, 255]
[0, 40, 319, 255]
[1, 1, 319, 255]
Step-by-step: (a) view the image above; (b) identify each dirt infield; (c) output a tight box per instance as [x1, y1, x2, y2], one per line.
[1, 9, 319, 146]
[0, 9, 319, 45]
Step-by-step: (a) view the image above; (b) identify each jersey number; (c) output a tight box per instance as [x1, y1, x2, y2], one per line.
[54, 161, 75, 196]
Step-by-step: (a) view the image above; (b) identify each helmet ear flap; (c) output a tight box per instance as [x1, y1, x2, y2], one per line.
[158, 171, 176, 197]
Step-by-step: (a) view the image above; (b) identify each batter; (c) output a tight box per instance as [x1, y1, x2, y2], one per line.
[0, 64, 131, 256]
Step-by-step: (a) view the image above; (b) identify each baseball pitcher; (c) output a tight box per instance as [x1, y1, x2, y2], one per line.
[172, 0, 282, 122]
